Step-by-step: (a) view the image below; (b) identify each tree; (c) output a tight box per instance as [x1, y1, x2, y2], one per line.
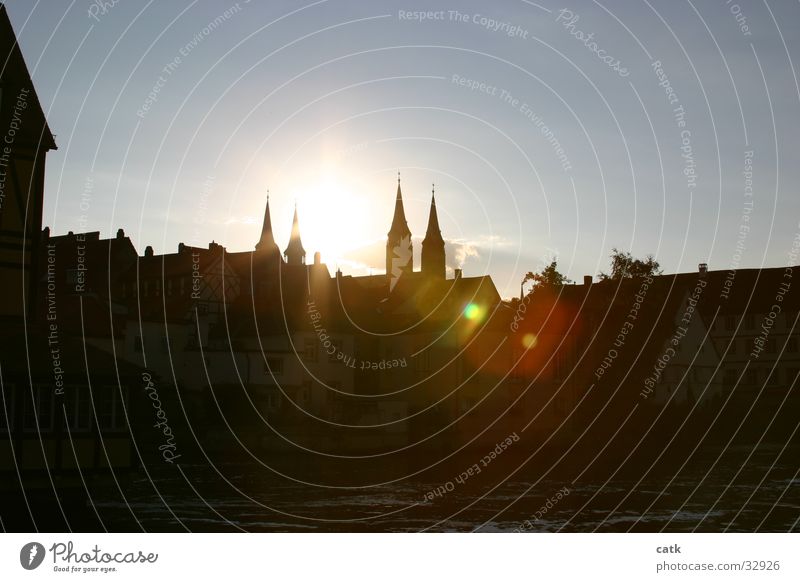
[598, 248, 662, 280]
[522, 259, 572, 294]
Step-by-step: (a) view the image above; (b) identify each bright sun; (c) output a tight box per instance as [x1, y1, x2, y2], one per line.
[296, 171, 371, 268]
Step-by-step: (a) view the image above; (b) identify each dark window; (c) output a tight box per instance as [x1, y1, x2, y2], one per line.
[303, 339, 318, 362]
[0, 384, 14, 432]
[134, 336, 143, 353]
[97, 387, 127, 431]
[24, 387, 53, 432]
[788, 337, 798, 353]
[328, 339, 339, 362]
[417, 350, 430, 372]
[66, 388, 93, 432]
[265, 358, 283, 376]
[745, 314, 755, 329]
[725, 315, 736, 331]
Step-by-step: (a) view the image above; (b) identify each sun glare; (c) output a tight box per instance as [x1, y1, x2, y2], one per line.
[295, 171, 370, 266]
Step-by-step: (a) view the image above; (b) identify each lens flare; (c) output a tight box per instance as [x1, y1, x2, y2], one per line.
[463, 303, 482, 320]
[522, 333, 538, 349]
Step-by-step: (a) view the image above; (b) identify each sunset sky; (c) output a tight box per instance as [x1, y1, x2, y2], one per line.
[7, 0, 800, 297]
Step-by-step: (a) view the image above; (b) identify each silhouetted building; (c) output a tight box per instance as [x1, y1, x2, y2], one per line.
[421, 186, 445, 279]
[0, 3, 57, 322]
[284, 205, 306, 266]
[386, 175, 413, 286]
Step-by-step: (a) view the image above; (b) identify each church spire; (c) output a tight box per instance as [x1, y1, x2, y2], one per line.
[388, 172, 411, 238]
[422, 184, 445, 279]
[255, 191, 280, 254]
[386, 173, 413, 283]
[284, 203, 306, 265]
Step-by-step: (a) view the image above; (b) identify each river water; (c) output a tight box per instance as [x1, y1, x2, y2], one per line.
[91, 444, 799, 532]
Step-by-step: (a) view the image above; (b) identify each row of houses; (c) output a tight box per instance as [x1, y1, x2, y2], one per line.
[28, 208, 800, 458]
[2, 0, 797, 509]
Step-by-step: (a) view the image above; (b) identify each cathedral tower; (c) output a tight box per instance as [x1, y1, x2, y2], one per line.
[255, 193, 280, 256]
[284, 205, 306, 266]
[386, 174, 413, 286]
[421, 185, 445, 279]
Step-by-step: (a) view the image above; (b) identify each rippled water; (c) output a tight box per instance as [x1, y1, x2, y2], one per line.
[90, 445, 800, 532]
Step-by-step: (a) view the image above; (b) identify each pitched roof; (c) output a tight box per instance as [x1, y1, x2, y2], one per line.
[0, 4, 56, 150]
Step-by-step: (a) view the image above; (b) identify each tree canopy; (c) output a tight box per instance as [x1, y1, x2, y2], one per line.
[598, 248, 662, 280]
[522, 259, 572, 294]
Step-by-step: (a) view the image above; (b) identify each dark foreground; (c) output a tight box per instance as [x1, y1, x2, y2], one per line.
[3, 442, 797, 532]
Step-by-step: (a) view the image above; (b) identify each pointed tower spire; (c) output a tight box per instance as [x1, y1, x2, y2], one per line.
[386, 173, 413, 283]
[284, 203, 306, 265]
[422, 184, 446, 279]
[388, 172, 411, 238]
[255, 190, 280, 254]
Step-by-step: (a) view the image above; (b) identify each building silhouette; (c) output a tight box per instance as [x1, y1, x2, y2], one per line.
[1, 1, 798, 532]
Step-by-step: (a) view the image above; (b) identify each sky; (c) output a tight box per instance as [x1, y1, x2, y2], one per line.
[6, 0, 800, 298]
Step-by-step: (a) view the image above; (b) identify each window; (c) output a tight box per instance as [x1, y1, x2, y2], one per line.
[134, 336, 144, 353]
[303, 339, 318, 362]
[0, 385, 14, 432]
[416, 350, 430, 372]
[767, 370, 780, 386]
[723, 368, 738, 386]
[789, 337, 798, 353]
[729, 338, 736, 354]
[744, 369, 758, 385]
[300, 381, 312, 404]
[167, 279, 173, 296]
[724, 315, 736, 331]
[745, 314, 755, 329]
[66, 388, 93, 432]
[143, 281, 149, 297]
[23, 387, 54, 432]
[766, 339, 776, 354]
[97, 387, 127, 431]
[328, 339, 339, 362]
[265, 358, 283, 376]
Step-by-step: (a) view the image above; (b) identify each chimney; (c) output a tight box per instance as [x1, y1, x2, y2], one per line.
[699, 263, 708, 275]
[454, 268, 462, 280]
[314, 251, 321, 265]
[583, 275, 593, 286]
[117, 228, 125, 239]
[178, 242, 186, 253]
[144, 245, 154, 258]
